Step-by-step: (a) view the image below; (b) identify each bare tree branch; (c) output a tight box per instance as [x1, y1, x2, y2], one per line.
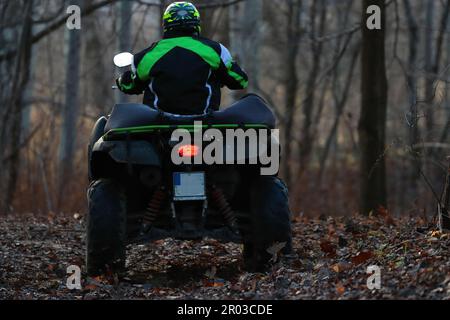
[0, 0, 118, 62]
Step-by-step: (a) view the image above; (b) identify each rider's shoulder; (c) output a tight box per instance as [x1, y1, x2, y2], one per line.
[196, 38, 232, 64]
[193, 36, 222, 54]
[134, 41, 160, 64]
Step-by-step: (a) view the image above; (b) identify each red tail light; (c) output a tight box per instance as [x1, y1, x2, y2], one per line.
[178, 145, 199, 157]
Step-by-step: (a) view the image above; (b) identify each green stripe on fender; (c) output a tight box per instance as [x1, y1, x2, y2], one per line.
[103, 123, 269, 139]
[137, 37, 221, 81]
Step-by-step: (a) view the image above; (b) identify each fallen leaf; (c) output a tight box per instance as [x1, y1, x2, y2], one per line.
[47, 264, 56, 271]
[84, 283, 99, 291]
[332, 262, 352, 273]
[377, 206, 389, 217]
[377, 206, 396, 225]
[430, 230, 442, 238]
[320, 240, 336, 257]
[203, 278, 225, 287]
[336, 283, 345, 295]
[351, 250, 373, 265]
[385, 216, 396, 226]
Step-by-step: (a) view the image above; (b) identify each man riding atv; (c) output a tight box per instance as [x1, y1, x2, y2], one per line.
[86, 1, 292, 276]
[116, 1, 248, 115]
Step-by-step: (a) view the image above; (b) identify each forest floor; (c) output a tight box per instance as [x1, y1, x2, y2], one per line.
[0, 212, 449, 300]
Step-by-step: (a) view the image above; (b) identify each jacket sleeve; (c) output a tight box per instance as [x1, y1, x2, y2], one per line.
[117, 44, 157, 95]
[216, 43, 248, 90]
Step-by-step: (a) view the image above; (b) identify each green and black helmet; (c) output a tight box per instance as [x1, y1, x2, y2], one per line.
[163, 2, 201, 34]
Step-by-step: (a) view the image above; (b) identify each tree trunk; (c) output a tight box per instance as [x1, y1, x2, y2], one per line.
[439, 159, 450, 230]
[403, 0, 421, 208]
[228, 1, 244, 101]
[423, 0, 434, 143]
[439, 4, 450, 144]
[282, 0, 302, 188]
[84, 14, 110, 115]
[241, 0, 262, 93]
[0, 0, 34, 214]
[58, 0, 83, 211]
[297, 0, 327, 177]
[359, 0, 388, 215]
[116, 0, 133, 103]
[318, 44, 360, 181]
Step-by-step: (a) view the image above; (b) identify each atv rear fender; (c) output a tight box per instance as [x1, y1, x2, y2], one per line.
[89, 117, 161, 180]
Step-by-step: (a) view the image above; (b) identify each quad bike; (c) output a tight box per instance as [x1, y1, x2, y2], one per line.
[85, 53, 292, 276]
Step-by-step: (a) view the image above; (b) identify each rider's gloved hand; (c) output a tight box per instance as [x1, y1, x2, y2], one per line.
[116, 71, 146, 95]
[116, 70, 134, 92]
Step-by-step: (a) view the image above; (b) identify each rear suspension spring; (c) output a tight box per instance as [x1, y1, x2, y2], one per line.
[142, 188, 166, 232]
[210, 186, 237, 228]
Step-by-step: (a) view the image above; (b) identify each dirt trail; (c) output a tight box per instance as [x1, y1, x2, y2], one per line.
[0, 213, 449, 300]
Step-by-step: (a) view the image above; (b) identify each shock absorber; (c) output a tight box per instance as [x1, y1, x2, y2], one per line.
[141, 187, 166, 233]
[210, 185, 237, 229]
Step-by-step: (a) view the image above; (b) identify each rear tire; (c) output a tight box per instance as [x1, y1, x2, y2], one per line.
[243, 176, 292, 272]
[86, 179, 127, 276]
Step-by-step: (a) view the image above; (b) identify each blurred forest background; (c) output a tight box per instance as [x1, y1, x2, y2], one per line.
[0, 0, 449, 218]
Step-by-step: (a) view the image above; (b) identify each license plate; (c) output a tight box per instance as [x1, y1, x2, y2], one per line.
[173, 172, 206, 201]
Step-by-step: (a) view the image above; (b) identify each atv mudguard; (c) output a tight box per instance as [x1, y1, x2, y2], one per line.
[92, 138, 161, 166]
[88, 116, 107, 181]
[88, 117, 161, 180]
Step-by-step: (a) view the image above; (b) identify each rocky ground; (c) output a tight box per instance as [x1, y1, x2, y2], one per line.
[0, 212, 449, 300]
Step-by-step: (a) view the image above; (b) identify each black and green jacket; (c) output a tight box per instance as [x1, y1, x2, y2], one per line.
[118, 33, 249, 115]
